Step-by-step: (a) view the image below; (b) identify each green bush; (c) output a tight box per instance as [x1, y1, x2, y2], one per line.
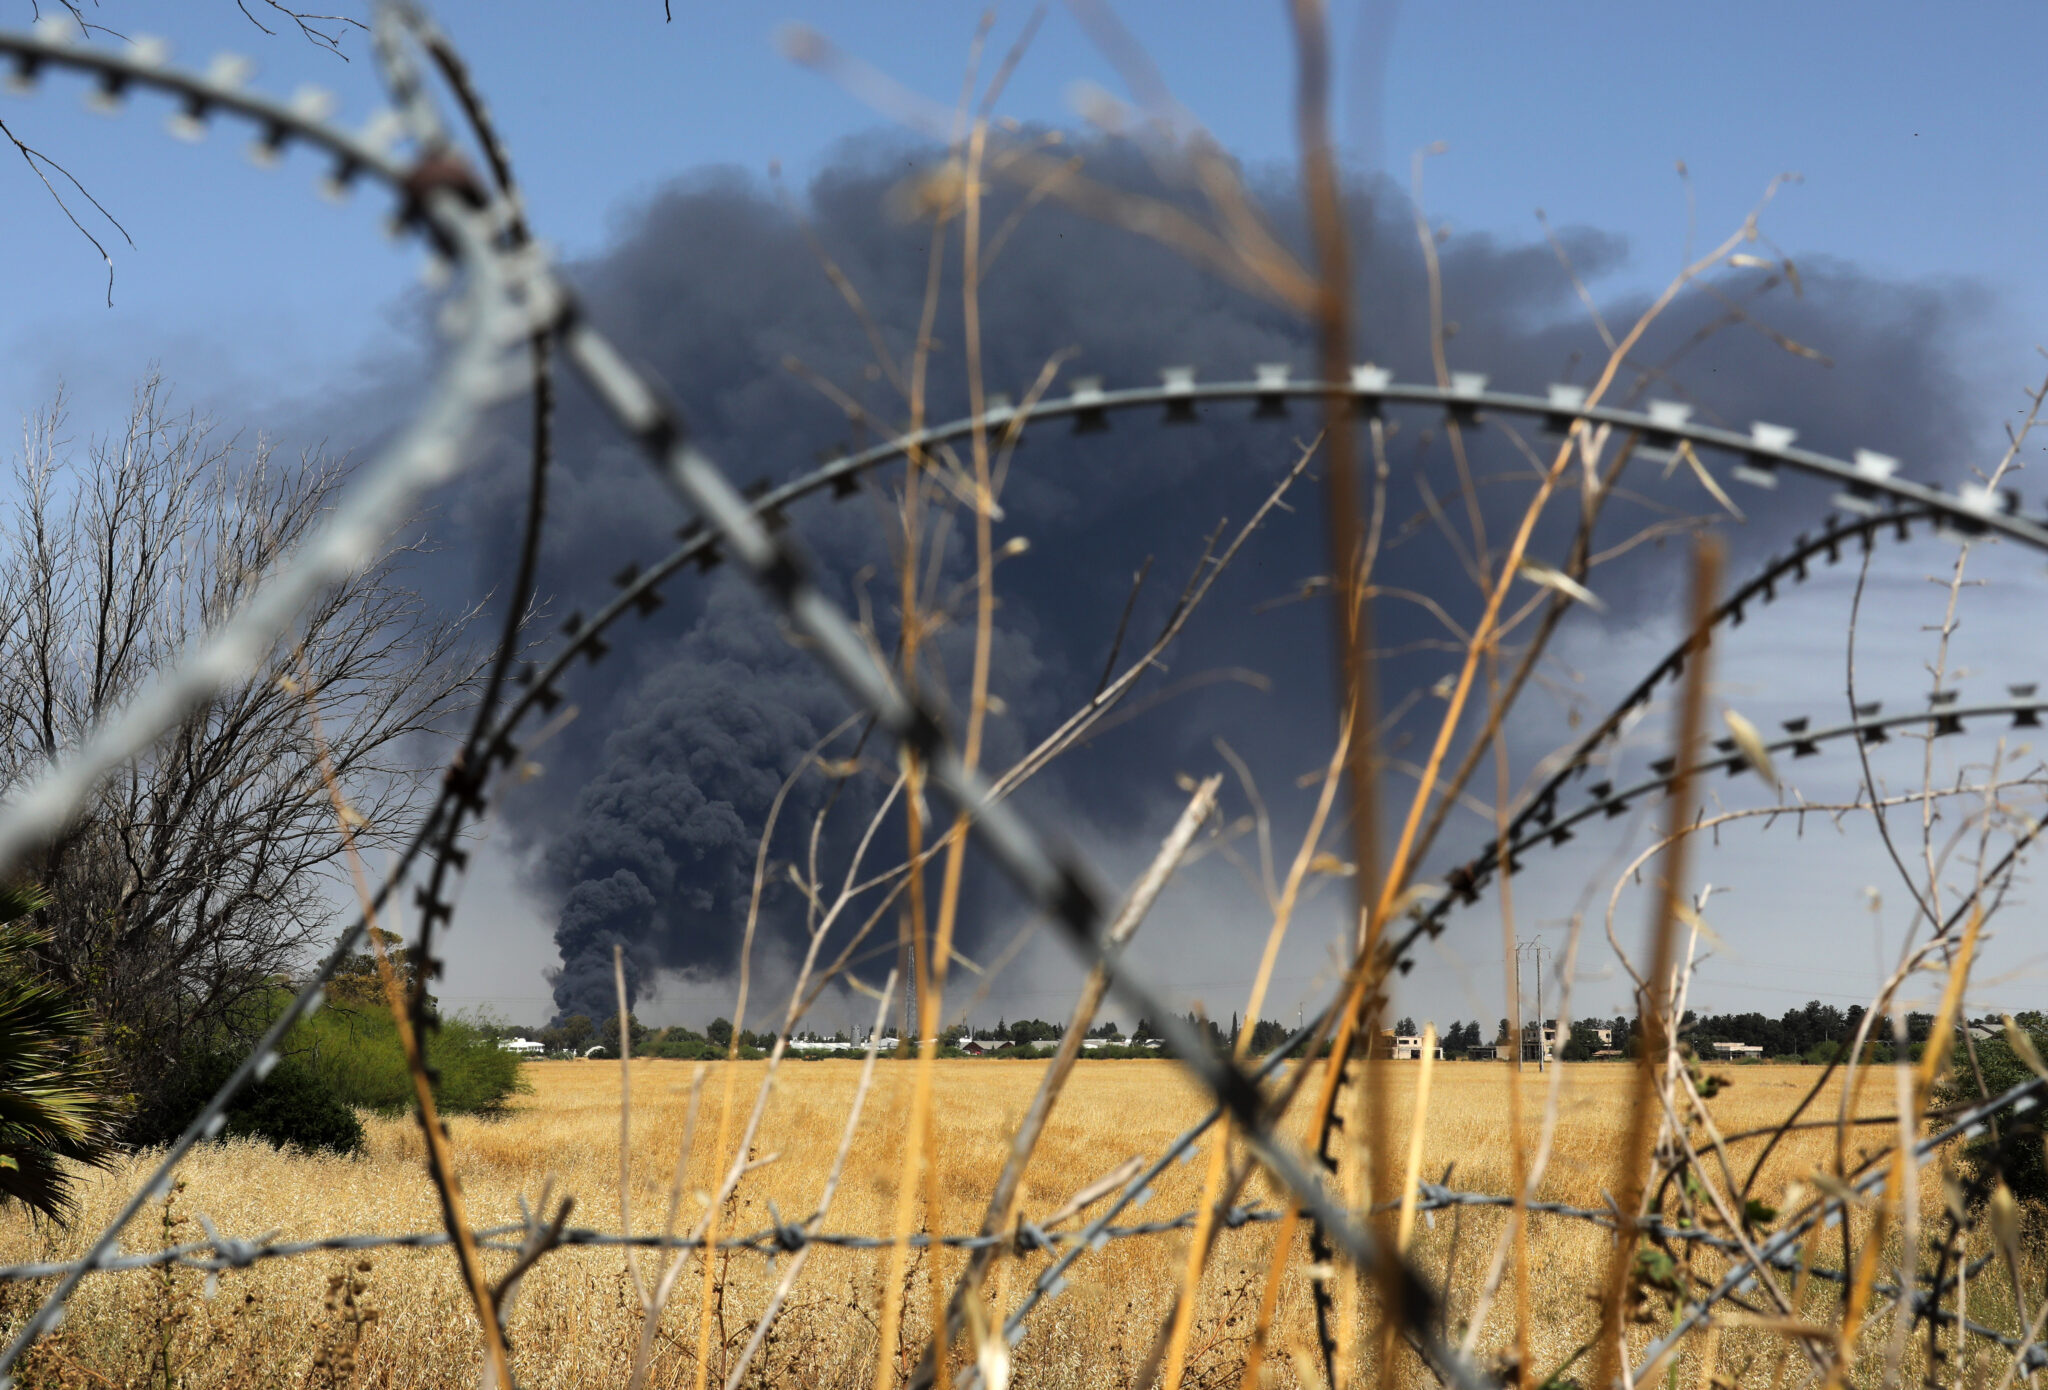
[131, 1044, 364, 1157]
[132, 994, 527, 1156]
[229, 1055, 367, 1153]
[1939, 1019, 2048, 1213]
[289, 1005, 527, 1117]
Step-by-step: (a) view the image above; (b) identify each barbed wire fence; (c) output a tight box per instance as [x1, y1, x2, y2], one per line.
[0, 6, 2045, 1388]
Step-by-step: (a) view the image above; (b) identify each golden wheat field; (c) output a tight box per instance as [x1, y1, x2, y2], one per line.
[0, 1058, 1981, 1388]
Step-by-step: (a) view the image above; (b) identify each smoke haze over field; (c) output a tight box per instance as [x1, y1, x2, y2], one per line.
[403, 134, 2008, 1024]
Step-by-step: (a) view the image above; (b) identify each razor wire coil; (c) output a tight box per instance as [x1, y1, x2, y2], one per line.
[0, 13, 2042, 1389]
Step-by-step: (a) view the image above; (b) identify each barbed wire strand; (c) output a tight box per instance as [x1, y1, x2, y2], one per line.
[0, 13, 2045, 1388]
[1630, 1072, 2048, 1379]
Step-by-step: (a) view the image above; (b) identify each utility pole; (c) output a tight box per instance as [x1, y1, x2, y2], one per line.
[1515, 937, 1553, 1071]
[1510, 937, 1524, 1074]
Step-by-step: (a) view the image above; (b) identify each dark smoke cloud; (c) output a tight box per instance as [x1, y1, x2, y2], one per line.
[390, 135, 1992, 1024]
[539, 580, 863, 1017]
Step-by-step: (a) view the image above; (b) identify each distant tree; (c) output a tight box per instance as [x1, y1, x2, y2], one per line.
[1496, 1018, 1511, 1044]
[1613, 1015, 1640, 1055]
[540, 1014, 595, 1054]
[1395, 1016, 1417, 1037]
[1182, 1012, 1226, 1050]
[598, 1012, 652, 1056]
[1246, 1019, 1289, 1054]
[707, 1018, 734, 1050]
[327, 927, 431, 1013]
[1804, 1039, 1844, 1067]
[1567, 1021, 1606, 1057]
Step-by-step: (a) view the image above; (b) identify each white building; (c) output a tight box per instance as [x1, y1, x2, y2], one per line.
[498, 1038, 544, 1055]
[1390, 1035, 1445, 1060]
[1520, 1025, 1558, 1063]
[1514, 1023, 1613, 1062]
[1708, 1041, 1764, 1059]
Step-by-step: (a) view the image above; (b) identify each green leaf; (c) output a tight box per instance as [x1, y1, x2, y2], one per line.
[1634, 1247, 1683, 1292]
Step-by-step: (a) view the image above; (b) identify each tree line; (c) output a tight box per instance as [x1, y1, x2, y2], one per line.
[505, 999, 1955, 1069]
[518, 1011, 1325, 1058]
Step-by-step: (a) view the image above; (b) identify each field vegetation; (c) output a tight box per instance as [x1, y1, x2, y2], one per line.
[0, 1058, 2015, 1389]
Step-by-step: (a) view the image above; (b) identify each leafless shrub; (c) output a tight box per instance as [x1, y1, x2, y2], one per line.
[0, 376, 480, 1119]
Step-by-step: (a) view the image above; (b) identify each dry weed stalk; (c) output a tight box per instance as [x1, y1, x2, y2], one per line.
[1592, 537, 1719, 1390]
[721, 969, 900, 1390]
[907, 774, 1222, 1390]
[290, 665, 515, 1390]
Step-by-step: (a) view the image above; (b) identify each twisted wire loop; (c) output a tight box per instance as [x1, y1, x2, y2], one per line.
[1630, 1074, 2048, 1379]
[795, 374, 2048, 552]
[0, 13, 553, 1379]
[0, 10, 2042, 1389]
[1415, 691, 2048, 919]
[0, 14, 1472, 1383]
[1398, 508, 1938, 925]
[436, 445, 1958, 864]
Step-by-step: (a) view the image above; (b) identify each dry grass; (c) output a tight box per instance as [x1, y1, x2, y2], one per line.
[0, 1057, 1965, 1389]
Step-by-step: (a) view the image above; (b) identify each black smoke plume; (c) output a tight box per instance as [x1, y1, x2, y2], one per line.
[406, 137, 1989, 1024]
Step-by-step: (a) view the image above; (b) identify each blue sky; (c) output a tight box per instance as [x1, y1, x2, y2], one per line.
[4, 2, 2046, 1030]
[9, 2, 2048, 407]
